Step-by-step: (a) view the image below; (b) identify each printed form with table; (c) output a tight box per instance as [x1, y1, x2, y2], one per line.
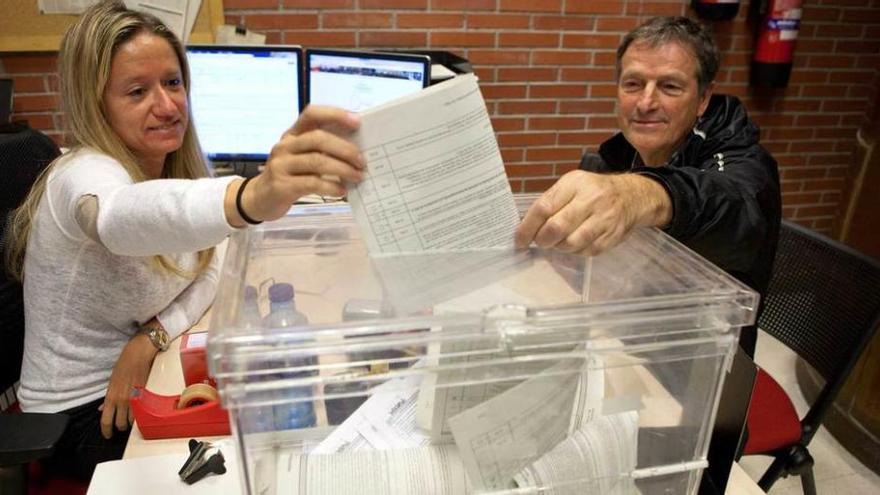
[91, 73, 761, 495]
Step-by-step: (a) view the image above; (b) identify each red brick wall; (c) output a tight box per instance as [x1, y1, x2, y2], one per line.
[2, 0, 879, 234]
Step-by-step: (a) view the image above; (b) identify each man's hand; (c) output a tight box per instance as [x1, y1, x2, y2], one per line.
[99, 329, 159, 439]
[514, 170, 672, 256]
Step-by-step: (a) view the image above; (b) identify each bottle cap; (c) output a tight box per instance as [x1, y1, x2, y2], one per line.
[267, 283, 294, 302]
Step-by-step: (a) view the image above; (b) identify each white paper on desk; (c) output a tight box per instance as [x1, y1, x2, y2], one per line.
[347, 73, 520, 255]
[276, 445, 470, 495]
[87, 440, 240, 495]
[446, 356, 604, 491]
[310, 373, 430, 454]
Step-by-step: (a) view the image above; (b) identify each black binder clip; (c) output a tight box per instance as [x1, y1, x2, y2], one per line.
[178, 438, 227, 485]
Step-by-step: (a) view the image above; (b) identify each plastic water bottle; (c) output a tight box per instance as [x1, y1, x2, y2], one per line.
[263, 283, 308, 329]
[240, 285, 263, 330]
[263, 283, 316, 430]
[238, 285, 275, 433]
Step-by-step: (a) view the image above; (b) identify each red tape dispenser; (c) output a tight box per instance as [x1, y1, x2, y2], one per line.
[130, 383, 231, 439]
[180, 332, 213, 388]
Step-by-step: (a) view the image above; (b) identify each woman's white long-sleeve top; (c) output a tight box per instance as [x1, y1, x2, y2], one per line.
[19, 148, 238, 413]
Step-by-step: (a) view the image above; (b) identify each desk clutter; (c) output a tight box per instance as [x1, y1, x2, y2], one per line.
[185, 196, 759, 495]
[129, 332, 230, 439]
[178, 439, 227, 485]
[88, 439, 240, 495]
[129, 384, 230, 440]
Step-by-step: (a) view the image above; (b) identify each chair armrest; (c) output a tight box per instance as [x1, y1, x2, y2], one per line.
[0, 412, 69, 466]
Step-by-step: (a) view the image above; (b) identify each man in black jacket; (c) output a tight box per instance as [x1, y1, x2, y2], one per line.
[515, 16, 780, 356]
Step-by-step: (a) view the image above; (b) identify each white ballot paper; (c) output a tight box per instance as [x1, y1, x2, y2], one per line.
[514, 410, 640, 495]
[416, 258, 588, 441]
[347, 73, 519, 254]
[311, 374, 430, 454]
[421, 351, 539, 443]
[276, 445, 470, 495]
[447, 356, 605, 491]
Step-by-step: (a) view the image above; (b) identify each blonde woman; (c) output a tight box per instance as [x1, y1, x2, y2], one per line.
[4, 0, 363, 479]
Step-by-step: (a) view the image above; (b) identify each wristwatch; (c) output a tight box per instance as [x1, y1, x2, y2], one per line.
[142, 324, 170, 352]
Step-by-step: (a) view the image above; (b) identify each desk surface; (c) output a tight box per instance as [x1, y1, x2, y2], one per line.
[123, 327, 765, 495]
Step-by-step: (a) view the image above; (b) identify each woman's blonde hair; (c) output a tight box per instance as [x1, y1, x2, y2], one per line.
[5, 0, 213, 281]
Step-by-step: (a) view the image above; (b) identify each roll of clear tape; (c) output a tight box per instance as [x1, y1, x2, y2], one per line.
[177, 382, 220, 409]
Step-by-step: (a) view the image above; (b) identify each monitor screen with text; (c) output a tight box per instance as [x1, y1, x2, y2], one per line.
[186, 45, 302, 162]
[306, 49, 429, 113]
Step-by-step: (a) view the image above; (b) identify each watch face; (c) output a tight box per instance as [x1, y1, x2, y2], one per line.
[152, 328, 170, 350]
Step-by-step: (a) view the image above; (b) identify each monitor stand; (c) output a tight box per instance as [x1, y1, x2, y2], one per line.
[211, 161, 262, 178]
[231, 161, 262, 178]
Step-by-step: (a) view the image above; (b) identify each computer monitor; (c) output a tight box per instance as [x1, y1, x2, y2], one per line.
[305, 49, 430, 112]
[185, 45, 303, 163]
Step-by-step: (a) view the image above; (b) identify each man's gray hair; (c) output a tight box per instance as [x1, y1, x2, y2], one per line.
[616, 16, 720, 95]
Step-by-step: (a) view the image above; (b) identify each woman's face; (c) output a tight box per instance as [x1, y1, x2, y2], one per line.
[103, 32, 188, 176]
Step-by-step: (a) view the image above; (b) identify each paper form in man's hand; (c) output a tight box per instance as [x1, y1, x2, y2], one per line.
[347, 73, 520, 255]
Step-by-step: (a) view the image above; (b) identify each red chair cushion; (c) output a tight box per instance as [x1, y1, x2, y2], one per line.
[743, 367, 803, 455]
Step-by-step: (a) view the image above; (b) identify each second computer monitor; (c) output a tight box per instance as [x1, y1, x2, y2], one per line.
[306, 49, 430, 113]
[186, 45, 303, 162]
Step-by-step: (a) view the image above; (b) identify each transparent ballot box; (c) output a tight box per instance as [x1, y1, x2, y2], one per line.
[207, 195, 757, 495]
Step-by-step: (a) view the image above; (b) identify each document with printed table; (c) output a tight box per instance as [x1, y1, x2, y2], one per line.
[270, 356, 638, 494]
[347, 73, 519, 255]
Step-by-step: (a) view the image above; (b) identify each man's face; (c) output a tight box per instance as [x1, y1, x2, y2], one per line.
[616, 41, 712, 166]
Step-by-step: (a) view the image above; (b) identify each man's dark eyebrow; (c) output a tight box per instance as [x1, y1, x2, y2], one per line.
[659, 75, 689, 84]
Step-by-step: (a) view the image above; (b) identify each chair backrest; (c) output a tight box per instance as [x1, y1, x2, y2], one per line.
[0, 123, 60, 409]
[0, 79, 12, 125]
[758, 220, 880, 437]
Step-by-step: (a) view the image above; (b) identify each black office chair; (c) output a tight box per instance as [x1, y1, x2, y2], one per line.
[1, 123, 61, 401]
[0, 78, 13, 125]
[0, 122, 71, 495]
[741, 220, 880, 494]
